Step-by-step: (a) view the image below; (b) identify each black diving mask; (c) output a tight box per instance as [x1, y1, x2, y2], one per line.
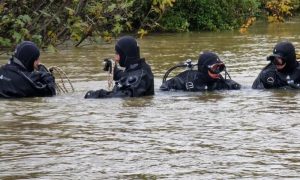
[208, 63, 225, 74]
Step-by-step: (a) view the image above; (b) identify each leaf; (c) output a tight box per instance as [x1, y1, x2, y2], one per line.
[137, 28, 148, 38]
[20, 28, 30, 38]
[112, 23, 123, 34]
[71, 32, 81, 41]
[39, 10, 52, 17]
[32, 35, 42, 45]
[12, 31, 22, 42]
[15, 19, 25, 27]
[126, 21, 133, 31]
[55, 16, 61, 24]
[114, 14, 122, 21]
[0, 37, 12, 47]
[0, 3, 5, 13]
[65, 7, 75, 16]
[46, 44, 57, 52]
[107, 4, 116, 12]
[18, 15, 32, 23]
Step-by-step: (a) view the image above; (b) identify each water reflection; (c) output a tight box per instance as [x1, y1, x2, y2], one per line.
[1, 18, 300, 179]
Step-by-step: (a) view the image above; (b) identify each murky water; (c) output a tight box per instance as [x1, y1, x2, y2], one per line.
[1, 19, 300, 179]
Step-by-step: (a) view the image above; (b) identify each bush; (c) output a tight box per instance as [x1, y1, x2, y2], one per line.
[159, 0, 261, 31]
[261, 0, 300, 22]
[0, 1, 139, 49]
[0, 0, 174, 49]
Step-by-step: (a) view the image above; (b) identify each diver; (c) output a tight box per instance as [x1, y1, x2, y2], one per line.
[84, 36, 154, 98]
[160, 51, 241, 91]
[252, 41, 300, 89]
[0, 41, 56, 98]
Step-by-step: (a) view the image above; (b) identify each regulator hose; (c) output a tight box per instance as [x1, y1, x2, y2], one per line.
[162, 59, 197, 83]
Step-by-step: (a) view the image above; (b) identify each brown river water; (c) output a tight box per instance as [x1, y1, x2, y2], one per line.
[0, 19, 300, 179]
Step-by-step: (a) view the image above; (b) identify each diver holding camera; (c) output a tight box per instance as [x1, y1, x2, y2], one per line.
[160, 51, 241, 91]
[0, 41, 56, 98]
[84, 36, 154, 98]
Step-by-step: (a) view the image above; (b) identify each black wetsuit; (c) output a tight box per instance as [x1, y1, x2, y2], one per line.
[252, 41, 300, 89]
[252, 62, 300, 89]
[160, 70, 241, 91]
[85, 59, 154, 98]
[0, 62, 56, 98]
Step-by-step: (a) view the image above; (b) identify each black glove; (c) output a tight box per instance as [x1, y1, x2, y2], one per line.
[84, 89, 109, 99]
[226, 80, 241, 90]
[159, 83, 170, 91]
[40, 72, 55, 84]
[37, 64, 50, 72]
[103, 59, 113, 73]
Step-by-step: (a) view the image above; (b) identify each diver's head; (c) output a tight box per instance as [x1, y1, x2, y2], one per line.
[198, 52, 225, 79]
[267, 41, 297, 73]
[115, 36, 140, 68]
[13, 41, 40, 71]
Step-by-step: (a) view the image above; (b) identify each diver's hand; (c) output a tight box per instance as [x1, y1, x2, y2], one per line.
[226, 80, 241, 90]
[40, 72, 55, 84]
[159, 83, 170, 91]
[37, 64, 50, 72]
[29, 71, 54, 85]
[287, 76, 300, 89]
[84, 89, 109, 98]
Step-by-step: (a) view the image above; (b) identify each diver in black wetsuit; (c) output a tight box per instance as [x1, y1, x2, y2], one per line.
[252, 41, 300, 89]
[160, 52, 241, 91]
[0, 41, 56, 98]
[84, 36, 154, 98]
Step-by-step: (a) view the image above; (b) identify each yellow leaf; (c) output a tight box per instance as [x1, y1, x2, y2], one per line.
[137, 29, 148, 39]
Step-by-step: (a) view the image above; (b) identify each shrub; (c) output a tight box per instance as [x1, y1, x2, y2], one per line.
[159, 0, 261, 31]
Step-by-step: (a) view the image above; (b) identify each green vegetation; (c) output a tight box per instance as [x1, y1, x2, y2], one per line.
[262, 0, 300, 22]
[0, 0, 299, 49]
[159, 0, 260, 31]
[0, 0, 174, 49]
[159, 0, 300, 32]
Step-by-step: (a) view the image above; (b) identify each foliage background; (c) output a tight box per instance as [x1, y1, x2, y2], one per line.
[0, 0, 299, 49]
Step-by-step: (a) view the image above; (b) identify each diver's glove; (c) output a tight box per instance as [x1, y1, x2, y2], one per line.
[225, 80, 241, 90]
[40, 72, 55, 84]
[159, 83, 170, 91]
[286, 75, 300, 89]
[29, 70, 54, 85]
[103, 59, 113, 73]
[37, 64, 50, 72]
[84, 89, 109, 99]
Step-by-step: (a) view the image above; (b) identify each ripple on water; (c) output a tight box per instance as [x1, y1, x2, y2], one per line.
[1, 20, 300, 179]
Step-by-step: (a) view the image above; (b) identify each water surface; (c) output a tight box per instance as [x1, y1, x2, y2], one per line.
[1, 19, 300, 179]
